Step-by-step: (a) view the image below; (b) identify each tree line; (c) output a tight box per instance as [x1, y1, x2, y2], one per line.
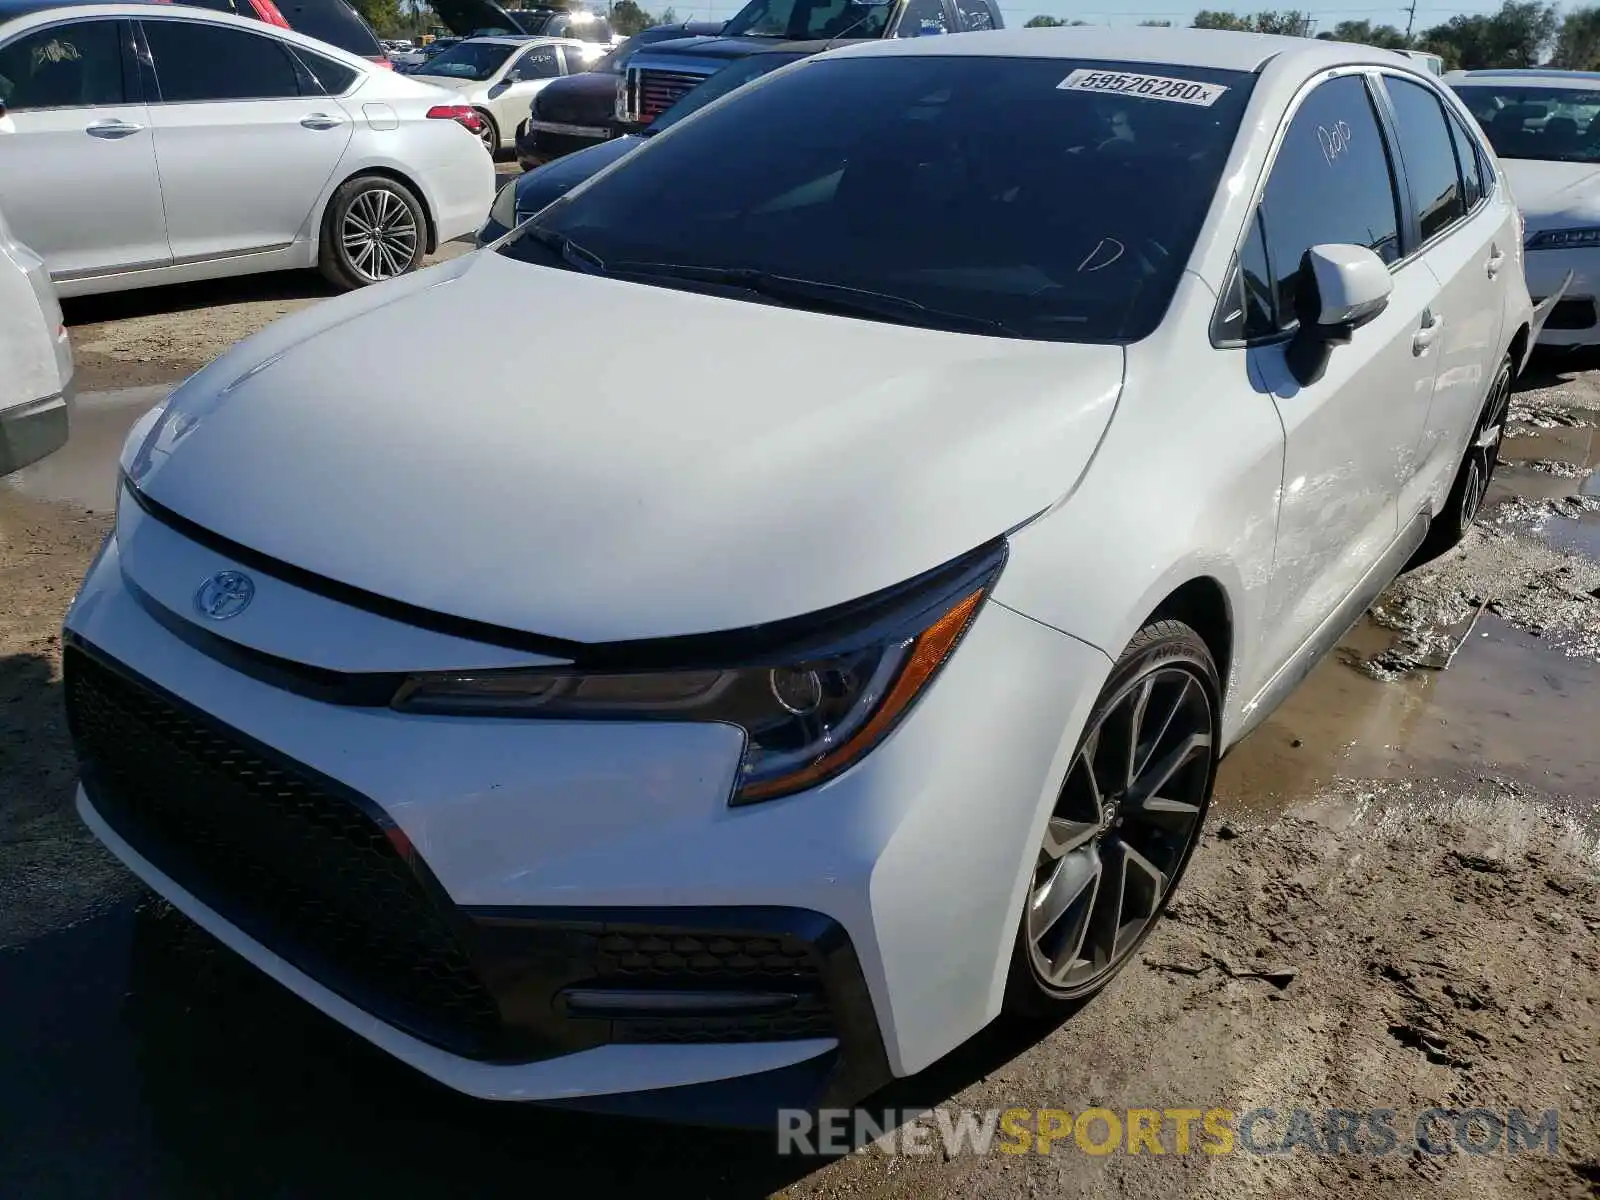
[1023, 1, 1600, 71]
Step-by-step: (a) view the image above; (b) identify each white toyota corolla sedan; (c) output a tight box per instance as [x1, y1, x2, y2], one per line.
[1448, 68, 1600, 346]
[0, 1, 494, 295]
[68, 30, 1534, 1123]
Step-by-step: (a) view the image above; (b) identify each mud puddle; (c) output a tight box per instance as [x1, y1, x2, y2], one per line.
[1, 385, 171, 514]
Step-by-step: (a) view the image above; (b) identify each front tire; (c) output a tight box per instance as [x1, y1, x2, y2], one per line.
[316, 174, 426, 291]
[1004, 619, 1219, 1018]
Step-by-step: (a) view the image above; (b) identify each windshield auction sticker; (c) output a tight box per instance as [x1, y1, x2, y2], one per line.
[1058, 69, 1229, 106]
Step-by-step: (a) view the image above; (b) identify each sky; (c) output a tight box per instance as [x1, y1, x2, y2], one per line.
[658, 0, 1513, 34]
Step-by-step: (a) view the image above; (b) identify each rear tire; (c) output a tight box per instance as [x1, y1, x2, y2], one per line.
[316, 174, 427, 292]
[1415, 353, 1513, 562]
[1003, 619, 1219, 1020]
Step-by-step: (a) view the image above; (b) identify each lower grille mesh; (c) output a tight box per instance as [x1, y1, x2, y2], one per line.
[65, 647, 505, 1058]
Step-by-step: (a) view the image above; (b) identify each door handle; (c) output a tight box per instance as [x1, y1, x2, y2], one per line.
[85, 119, 143, 138]
[1486, 245, 1506, 278]
[300, 113, 343, 130]
[1413, 309, 1444, 355]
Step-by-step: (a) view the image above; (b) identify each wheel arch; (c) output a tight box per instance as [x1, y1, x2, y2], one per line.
[1507, 321, 1532, 378]
[1144, 576, 1234, 708]
[320, 166, 440, 256]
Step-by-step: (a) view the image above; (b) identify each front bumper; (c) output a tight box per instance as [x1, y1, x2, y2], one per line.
[65, 505, 1109, 1112]
[1526, 248, 1596, 346]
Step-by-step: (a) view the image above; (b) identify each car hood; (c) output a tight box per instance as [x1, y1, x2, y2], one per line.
[1502, 157, 1600, 226]
[409, 73, 492, 98]
[431, 0, 541, 35]
[628, 35, 789, 64]
[127, 252, 1124, 644]
[515, 136, 640, 209]
[531, 71, 618, 123]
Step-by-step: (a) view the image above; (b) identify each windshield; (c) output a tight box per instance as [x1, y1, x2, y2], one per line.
[722, 0, 892, 40]
[650, 52, 806, 132]
[419, 40, 515, 79]
[1453, 83, 1600, 163]
[502, 56, 1253, 342]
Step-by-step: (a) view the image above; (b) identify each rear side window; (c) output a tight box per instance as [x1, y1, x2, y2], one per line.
[143, 20, 301, 101]
[1383, 75, 1466, 241]
[294, 44, 359, 93]
[952, 0, 998, 29]
[0, 19, 126, 109]
[1260, 74, 1402, 328]
[273, 0, 381, 57]
[1446, 110, 1485, 209]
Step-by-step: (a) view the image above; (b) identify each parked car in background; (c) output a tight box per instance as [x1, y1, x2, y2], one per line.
[491, 44, 817, 237]
[0, 202, 71, 477]
[409, 34, 594, 153]
[519, 19, 723, 168]
[1448, 69, 1597, 344]
[74, 30, 1537, 1121]
[616, 0, 1002, 128]
[1401, 49, 1443, 76]
[393, 34, 458, 67]
[0, 2, 494, 294]
[182, 0, 393, 69]
[433, 0, 613, 44]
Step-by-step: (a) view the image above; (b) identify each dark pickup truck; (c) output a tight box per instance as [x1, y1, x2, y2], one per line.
[616, 0, 1001, 128]
[520, 20, 725, 168]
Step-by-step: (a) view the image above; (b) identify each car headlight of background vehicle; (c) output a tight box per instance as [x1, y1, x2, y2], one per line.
[392, 541, 1006, 803]
[1524, 226, 1600, 250]
[487, 182, 520, 234]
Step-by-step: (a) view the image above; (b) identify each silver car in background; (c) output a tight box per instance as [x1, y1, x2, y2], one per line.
[0, 1, 495, 296]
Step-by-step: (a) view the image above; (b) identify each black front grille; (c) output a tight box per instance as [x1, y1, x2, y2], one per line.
[64, 647, 505, 1058]
[636, 68, 704, 121]
[1539, 296, 1597, 330]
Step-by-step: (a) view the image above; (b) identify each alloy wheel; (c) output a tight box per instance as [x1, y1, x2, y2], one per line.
[478, 116, 498, 155]
[1026, 665, 1213, 996]
[1460, 364, 1512, 534]
[340, 188, 419, 284]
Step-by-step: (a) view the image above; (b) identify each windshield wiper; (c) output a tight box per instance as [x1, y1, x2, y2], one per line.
[517, 225, 607, 273]
[605, 263, 1013, 336]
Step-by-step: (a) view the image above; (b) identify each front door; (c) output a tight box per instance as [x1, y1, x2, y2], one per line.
[138, 17, 352, 262]
[1247, 72, 1441, 678]
[0, 18, 170, 279]
[484, 41, 564, 144]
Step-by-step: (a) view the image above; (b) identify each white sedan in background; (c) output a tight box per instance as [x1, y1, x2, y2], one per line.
[0, 2, 494, 295]
[410, 35, 600, 154]
[0, 202, 71, 476]
[1449, 68, 1600, 345]
[70, 31, 1535, 1121]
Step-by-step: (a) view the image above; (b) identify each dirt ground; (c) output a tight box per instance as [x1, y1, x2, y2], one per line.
[1, 260, 1597, 1198]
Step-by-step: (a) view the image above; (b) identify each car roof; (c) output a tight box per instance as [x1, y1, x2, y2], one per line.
[0, 0, 167, 19]
[824, 26, 1413, 74]
[1446, 68, 1600, 88]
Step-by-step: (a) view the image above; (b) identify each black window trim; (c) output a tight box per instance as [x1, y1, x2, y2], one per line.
[1212, 65, 1414, 350]
[0, 16, 137, 111]
[287, 43, 363, 97]
[1371, 67, 1486, 265]
[134, 14, 317, 105]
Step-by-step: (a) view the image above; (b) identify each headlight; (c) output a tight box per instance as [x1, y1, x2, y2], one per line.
[1524, 226, 1600, 250]
[392, 541, 1006, 803]
[488, 181, 519, 233]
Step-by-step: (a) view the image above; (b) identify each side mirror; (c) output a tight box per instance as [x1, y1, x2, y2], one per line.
[1285, 243, 1392, 386]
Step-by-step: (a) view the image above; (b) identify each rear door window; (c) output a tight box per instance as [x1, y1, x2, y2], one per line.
[1383, 75, 1466, 242]
[1259, 74, 1403, 328]
[143, 19, 302, 101]
[273, 0, 382, 58]
[0, 19, 127, 109]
